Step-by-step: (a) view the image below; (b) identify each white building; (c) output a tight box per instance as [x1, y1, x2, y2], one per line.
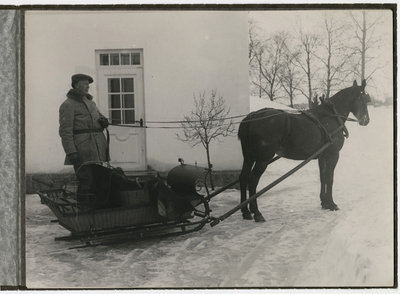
[25, 10, 250, 174]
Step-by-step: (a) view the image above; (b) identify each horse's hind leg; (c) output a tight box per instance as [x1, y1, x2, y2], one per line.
[248, 160, 270, 222]
[239, 158, 254, 220]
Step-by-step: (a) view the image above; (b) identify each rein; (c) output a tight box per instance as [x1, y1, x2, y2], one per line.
[105, 128, 111, 168]
[103, 93, 361, 130]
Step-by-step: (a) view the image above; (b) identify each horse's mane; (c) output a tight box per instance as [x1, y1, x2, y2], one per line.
[329, 84, 359, 102]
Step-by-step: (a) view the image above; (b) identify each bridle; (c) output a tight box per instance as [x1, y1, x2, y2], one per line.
[325, 89, 369, 121]
[312, 89, 369, 139]
[356, 90, 370, 125]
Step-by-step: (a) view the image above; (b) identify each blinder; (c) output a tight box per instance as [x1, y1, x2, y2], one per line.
[360, 91, 371, 103]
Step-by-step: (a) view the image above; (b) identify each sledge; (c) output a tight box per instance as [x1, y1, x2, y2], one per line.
[33, 160, 211, 247]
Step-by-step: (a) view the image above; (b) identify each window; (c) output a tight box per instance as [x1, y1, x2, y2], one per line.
[97, 49, 143, 126]
[108, 77, 135, 124]
[100, 52, 141, 66]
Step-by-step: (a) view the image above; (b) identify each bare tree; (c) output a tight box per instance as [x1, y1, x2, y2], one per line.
[248, 19, 263, 66]
[348, 10, 388, 82]
[294, 26, 321, 108]
[250, 31, 289, 101]
[248, 19, 269, 98]
[316, 12, 356, 99]
[249, 10, 391, 108]
[264, 31, 288, 101]
[176, 90, 235, 189]
[278, 39, 302, 107]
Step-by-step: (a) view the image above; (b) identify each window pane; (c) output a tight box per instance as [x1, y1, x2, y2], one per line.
[100, 54, 109, 66]
[131, 53, 140, 65]
[124, 110, 135, 124]
[109, 94, 121, 108]
[108, 78, 120, 93]
[110, 53, 120, 65]
[122, 78, 134, 93]
[123, 94, 134, 108]
[110, 110, 122, 124]
[121, 53, 130, 65]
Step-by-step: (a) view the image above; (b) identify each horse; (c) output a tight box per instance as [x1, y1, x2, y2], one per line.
[238, 80, 370, 222]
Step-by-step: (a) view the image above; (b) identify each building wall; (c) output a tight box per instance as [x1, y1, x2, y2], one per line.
[25, 11, 250, 173]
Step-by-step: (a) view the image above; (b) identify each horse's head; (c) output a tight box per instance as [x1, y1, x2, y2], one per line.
[351, 79, 370, 126]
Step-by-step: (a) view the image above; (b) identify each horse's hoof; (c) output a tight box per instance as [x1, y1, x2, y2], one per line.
[254, 215, 266, 222]
[242, 212, 253, 220]
[321, 204, 340, 211]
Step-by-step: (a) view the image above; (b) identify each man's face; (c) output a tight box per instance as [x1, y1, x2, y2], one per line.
[75, 80, 90, 95]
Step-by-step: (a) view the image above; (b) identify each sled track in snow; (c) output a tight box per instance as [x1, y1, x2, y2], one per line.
[218, 208, 343, 287]
[219, 225, 287, 287]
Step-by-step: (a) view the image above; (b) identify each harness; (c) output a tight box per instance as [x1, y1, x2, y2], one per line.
[301, 100, 349, 144]
[325, 98, 350, 138]
[245, 105, 349, 144]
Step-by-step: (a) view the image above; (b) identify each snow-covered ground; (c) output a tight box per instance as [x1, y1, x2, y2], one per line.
[25, 106, 395, 290]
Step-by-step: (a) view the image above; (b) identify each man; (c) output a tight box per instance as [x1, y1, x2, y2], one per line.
[59, 74, 110, 201]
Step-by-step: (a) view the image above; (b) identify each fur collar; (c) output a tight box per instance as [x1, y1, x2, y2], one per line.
[67, 89, 93, 101]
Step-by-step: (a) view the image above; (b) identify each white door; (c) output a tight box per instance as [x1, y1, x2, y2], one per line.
[97, 69, 146, 171]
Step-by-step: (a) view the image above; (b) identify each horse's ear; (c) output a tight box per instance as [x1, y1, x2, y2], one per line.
[353, 80, 357, 86]
[361, 79, 366, 90]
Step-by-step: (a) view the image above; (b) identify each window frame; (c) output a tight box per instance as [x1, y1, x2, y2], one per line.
[107, 77, 136, 125]
[99, 50, 142, 67]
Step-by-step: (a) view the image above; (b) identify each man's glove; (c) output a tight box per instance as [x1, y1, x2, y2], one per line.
[67, 152, 80, 165]
[98, 117, 109, 128]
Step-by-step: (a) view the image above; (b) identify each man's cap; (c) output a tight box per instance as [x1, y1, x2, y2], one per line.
[71, 74, 94, 84]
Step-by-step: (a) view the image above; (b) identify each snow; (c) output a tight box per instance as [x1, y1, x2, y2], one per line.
[25, 106, 395, 291]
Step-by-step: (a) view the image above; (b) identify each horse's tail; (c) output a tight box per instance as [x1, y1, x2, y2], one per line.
[238, 115, 250, 142]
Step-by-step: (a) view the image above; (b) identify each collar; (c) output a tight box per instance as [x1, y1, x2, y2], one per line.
[66, 89, 93, 102]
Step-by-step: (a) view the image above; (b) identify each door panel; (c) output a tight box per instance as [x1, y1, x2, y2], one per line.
[108, 125, 145, 170]
[97, 69, 146, 171]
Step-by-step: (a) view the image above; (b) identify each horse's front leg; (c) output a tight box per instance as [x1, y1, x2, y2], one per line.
[318, 155, 340, 211]
[318, 158, 328, 208]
